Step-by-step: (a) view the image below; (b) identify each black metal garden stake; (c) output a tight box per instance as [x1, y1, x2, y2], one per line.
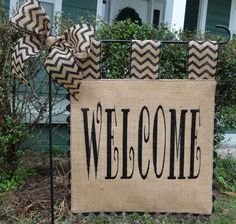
[49, 75, 55, 224]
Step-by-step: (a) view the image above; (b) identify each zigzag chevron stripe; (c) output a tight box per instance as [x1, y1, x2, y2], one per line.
[75, 39, 101, 79]
[78, 25, 94, 52]
[130, 40, 161, 79]
[188, 53, 218, 63]
[187, 41, 218, 80]
[10, 0, 50, 36]
[65, 24, 95, 57]
[132, 49, 160, 59]
[12, 35, 41, 85]
[45, 45, 82, 99]
[131, 57, 160, 67]
[188, 41, 218, 51]
[131, 64, 160, 75]
[132, 41, 161, 51]
[188, 61, 217, 71]
[189, 49, 218, 60]
[188, 69, 215, 78]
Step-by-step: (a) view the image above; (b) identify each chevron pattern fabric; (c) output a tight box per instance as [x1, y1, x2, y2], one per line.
[45, 44, 82, 99]
[75, 39, 101, 79]
[10, 0, 99, 99]
[64, 24, 95, 59]
[12, 35, 41, 85]
[187, 41, 219, 80]
[130, 40, 161, 79]
[10, 0, 50, 36]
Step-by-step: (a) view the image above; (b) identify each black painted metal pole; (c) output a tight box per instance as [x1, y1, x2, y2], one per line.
[49, 75, 55, 224]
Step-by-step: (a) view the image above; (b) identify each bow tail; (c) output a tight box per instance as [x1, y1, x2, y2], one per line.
[45, 45, 82, 100]
[12, 35, 41, 85]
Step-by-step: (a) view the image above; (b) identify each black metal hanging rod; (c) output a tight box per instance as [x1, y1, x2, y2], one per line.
[101, 25, 231, 45]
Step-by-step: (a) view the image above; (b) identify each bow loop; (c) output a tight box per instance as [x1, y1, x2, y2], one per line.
[45, 43, 82, 100]
[10, 0, 51, 37]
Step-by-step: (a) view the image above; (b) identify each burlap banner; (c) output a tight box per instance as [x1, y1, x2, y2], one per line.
[70, 79, 216, 214]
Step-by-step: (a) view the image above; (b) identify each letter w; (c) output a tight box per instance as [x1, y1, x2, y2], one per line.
[81, 107, 101, 179]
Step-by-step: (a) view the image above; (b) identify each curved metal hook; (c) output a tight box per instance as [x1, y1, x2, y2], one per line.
[216, 25, 232, 45]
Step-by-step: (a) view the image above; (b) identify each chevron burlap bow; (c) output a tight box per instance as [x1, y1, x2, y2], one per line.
[10, 0, 96, 99]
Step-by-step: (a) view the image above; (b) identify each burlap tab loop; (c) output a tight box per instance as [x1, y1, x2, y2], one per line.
[187, 41, 219, 80]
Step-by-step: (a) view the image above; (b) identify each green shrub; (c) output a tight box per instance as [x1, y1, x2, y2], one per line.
[215, 156, 236, 192]
[95, 20, 174, 78]
[215, 106, 236, 147]
[0, 2, 45, 192]
[0, 116, 28, 174]
[95, 20, 236, 146]
[0, 167, 36, 192]
[52, 145, 66, 157]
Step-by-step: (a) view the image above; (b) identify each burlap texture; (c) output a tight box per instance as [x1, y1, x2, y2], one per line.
[71, 79, 216, 214]
[130, 40, 161, 79]
[187, 41, 218, 80]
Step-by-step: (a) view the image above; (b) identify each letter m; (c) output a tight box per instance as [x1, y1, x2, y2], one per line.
[168, 109, 188, 179]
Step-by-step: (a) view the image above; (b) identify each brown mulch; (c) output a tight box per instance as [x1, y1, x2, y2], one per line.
[4, 155, 71, 222]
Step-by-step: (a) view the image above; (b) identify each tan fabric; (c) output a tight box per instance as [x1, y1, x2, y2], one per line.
[44, 24, 95, 99]
[12, 35, 41, 85]
[130, 40, 161, 79]
[187, 41, 218, 80]
[10, 0, 50, 36]
[71, 79, 216, 214]
[75, 39, 101, 79]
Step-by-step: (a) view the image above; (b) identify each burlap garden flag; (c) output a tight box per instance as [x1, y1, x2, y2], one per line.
[70, 79, 216, 214]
